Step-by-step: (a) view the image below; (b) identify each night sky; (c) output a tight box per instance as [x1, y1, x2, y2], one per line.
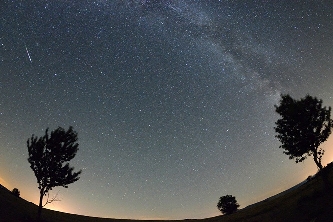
[1, 0, 333, 220]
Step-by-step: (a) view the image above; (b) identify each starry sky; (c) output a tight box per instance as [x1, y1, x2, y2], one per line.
[1, 0, 333, 220]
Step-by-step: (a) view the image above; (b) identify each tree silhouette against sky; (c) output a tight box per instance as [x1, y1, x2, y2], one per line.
[274, 94, 333, 170]
[217, 195, 240, 215]
[27, 126, 82, 221]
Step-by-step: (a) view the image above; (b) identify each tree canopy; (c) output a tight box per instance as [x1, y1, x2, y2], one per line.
[217, 195, 240, 215]
[27, 126, 82, 220]
[274, 94, 333, 170]
[11, 188, 20, 197]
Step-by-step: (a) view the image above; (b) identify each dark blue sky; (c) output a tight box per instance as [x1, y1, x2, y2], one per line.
[1, 0, 333, 219]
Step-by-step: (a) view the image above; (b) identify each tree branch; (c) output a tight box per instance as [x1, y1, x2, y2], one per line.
[43, 191, 61, 207]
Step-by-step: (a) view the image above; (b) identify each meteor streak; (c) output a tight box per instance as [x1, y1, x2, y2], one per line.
[24, 44, 32, 63]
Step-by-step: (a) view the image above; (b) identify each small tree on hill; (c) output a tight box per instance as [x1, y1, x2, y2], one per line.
[274, 94, 333, 170]
[12, 188, 20, 197]
[217, 195, 240, 215]
[27, 126, 82, 221]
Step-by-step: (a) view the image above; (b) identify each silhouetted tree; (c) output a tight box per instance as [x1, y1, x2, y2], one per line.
[27, 126, 82, 221]
[11, 188, 20, 197]
[274, 94, 333, 170]
[217, 195, 240, 215]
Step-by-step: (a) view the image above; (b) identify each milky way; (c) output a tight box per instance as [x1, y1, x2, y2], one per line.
[1, 0, 333, 219]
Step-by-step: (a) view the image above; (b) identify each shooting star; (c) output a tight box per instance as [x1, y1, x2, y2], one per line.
[24, 44, 32, 63]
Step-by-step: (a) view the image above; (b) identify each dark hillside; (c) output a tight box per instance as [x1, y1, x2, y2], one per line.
[1, 163, 333, 222]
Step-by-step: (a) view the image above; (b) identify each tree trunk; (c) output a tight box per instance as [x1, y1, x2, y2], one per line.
[313, 151, 332, 189]
[37, 189, 44, 222]
[313, 151, 323, 170]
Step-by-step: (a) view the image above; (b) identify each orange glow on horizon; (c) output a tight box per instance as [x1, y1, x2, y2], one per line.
[0, 176, 10, 190]
[45, 203, 68, 213]
[322, 136, 333, 166]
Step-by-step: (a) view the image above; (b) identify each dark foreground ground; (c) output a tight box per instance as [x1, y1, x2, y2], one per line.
[1, 164, 333, 222]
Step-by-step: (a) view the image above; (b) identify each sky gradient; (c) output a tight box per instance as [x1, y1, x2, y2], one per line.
[1, 0, 333, 220]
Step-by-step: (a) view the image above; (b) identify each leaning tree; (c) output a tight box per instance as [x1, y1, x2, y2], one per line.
[274, 94, 333, 170]
[27, 126, 82, 221]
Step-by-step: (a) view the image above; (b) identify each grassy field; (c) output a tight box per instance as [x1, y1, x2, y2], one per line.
[1, 164, 333, 222]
